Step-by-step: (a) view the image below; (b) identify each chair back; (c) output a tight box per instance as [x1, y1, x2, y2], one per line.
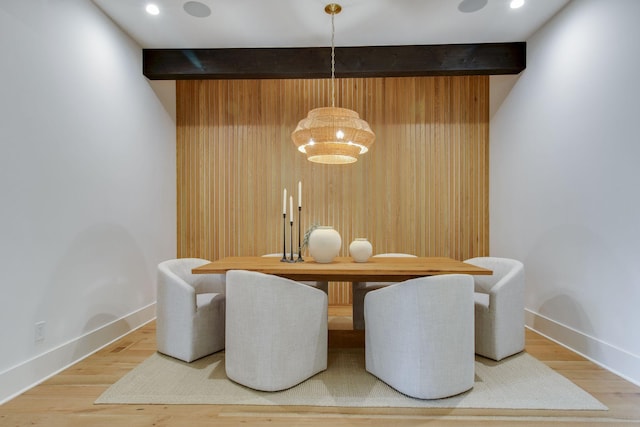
[158, 258, 225, 294]
[225, 270, 328, 391]
[364, 273, 475, 399]
[262, 253, 296, 259]
[465, 257, 523, 294]
[372, 253, 417, 258]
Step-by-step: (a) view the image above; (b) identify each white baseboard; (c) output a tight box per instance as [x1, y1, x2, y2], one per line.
[0, 303, 156, 405]
[525, 308, 640, 387]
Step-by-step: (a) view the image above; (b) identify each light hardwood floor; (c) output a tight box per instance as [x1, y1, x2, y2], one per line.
[1, 306, 639, 427]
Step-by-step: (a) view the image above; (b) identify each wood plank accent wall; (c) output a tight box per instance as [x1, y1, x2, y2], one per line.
[176, 76, 489, 305]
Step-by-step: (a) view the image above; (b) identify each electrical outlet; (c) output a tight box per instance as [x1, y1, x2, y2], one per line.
[35, 321, 46, 342]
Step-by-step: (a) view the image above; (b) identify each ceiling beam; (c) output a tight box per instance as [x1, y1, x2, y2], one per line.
[143, 42, 525, 80]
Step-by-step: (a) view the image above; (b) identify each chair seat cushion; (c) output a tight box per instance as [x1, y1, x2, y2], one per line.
[196, 292, 220, 309]
[474, 292, 490, 308]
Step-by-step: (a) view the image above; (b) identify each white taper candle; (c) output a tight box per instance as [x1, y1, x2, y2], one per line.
[289, 196, 293, 223]
[283, 188, 287, 215]
[298, 181, 302, 207]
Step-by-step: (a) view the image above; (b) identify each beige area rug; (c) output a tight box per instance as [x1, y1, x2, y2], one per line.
[96, 348, 607, 410]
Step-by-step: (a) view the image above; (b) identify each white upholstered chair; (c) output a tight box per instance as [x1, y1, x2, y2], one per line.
[225, 270, 328, 391]
[156, 258, 226, 363]
[262, 253, 329, 294]
[352, 253, 417, 330]
[464, 257, 525, 361]
[365, 274, 475, 399]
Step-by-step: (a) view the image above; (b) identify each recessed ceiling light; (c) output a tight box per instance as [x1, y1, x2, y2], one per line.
[510, 0, 525, 9]
[146, 4, 160, 15]
[183, 1, 211, 18]
[458, 0, 488, 14]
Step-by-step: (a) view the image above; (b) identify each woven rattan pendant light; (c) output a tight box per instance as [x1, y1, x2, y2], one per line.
[291, 3, 375, 164]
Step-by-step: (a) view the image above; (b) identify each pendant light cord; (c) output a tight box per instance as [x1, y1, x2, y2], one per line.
[331, 10, 336, 108]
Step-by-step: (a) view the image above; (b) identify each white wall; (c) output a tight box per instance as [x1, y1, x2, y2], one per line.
[491, 0, 640, 385]
[0, 0, 176, 402]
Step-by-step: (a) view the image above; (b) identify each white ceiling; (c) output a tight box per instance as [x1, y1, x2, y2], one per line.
[92, 0, 570, 49]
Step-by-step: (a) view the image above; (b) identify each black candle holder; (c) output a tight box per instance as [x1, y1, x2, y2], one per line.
[281, 213, 288, 262]
[289, 220, 295, 262]
[296, 206, 304, 262]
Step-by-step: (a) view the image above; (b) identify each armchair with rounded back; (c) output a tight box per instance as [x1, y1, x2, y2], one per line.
[156, 258, 226, 363]
[224, 269, 328, 391]
[464, 257, 525, 361]
[365, 274, 475, 399]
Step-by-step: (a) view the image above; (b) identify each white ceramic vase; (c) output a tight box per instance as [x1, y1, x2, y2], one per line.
[349, 238, 373, 263]
[308, 226, 342, 263]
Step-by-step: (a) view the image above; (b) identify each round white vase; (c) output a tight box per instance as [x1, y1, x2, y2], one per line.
[308, 226, 342, 263]
[349, 238, 373, 263]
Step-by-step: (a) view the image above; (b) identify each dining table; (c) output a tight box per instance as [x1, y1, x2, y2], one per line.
[192, 256, 493, 282]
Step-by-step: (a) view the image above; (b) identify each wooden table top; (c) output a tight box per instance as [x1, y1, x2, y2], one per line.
[192, 256, 492, 282]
